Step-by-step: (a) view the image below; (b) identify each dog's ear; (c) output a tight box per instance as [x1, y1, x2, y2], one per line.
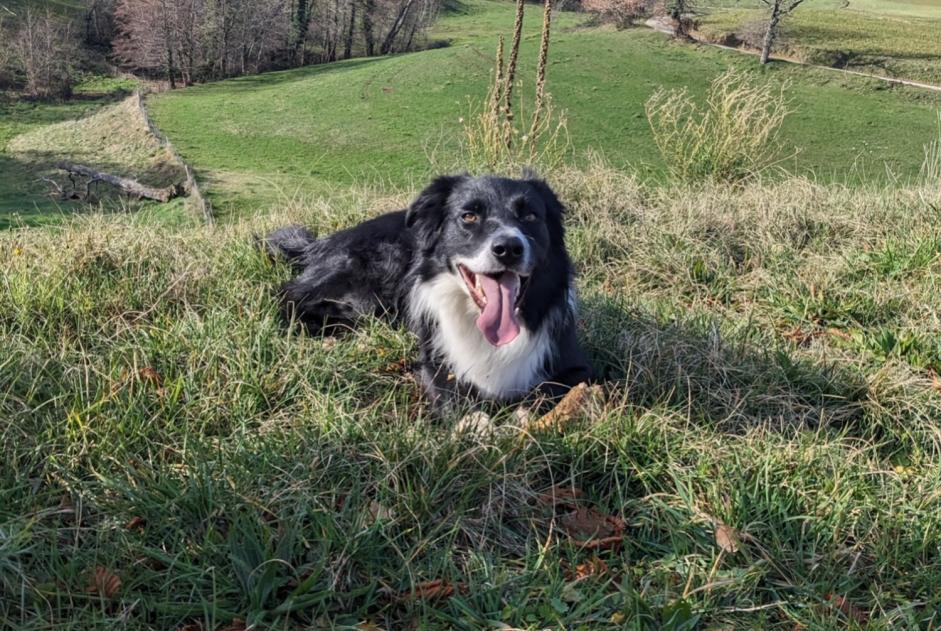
[406, 174, 465, 245]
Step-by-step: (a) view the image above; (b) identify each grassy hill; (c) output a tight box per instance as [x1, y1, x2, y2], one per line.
[148, 0, 941, 215]
[698, 0, 941, 84]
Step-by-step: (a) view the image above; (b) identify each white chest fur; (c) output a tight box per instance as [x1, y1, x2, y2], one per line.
[409, 274, 553, 400]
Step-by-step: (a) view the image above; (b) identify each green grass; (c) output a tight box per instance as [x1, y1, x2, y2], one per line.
[146, 0, 941, 216]
[0, 89, 195, 230]
[3, 167, 941, 628]
[698, 2, 941, 85]
[0, 96, 119, 228]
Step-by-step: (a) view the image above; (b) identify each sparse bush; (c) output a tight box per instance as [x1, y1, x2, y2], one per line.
[645, 68, 792, 183]
[921, 112, 941, 186]
[736, 18, 774, 50]
[582, 0, 655, 29]
[9, 10, 79, 98]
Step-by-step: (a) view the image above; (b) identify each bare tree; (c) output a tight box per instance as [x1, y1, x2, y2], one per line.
[10, 9, 78, 98]
[663, 0, 696, 39]
[758, 0, 804, 64]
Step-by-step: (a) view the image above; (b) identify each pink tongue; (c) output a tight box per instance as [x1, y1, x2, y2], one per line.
[476, 272, 521, 346]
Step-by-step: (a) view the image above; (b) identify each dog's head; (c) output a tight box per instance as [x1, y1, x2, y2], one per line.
[406, 173, 566, 347]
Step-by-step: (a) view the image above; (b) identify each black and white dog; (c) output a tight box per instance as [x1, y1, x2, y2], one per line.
[266, 173, 590, 409]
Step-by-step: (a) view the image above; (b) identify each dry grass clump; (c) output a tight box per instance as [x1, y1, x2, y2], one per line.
[921, 111, 941, 185]
[459, 0, 570, 174]
[646, 68, 792, 184]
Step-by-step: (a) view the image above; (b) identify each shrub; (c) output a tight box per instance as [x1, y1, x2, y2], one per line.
[582, 0, 655, 29]
[10, 10, 79, 98]
[645, 68, 792, 183]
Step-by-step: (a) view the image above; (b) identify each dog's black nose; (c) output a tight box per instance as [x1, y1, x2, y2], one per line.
[491, 236, 525, 264]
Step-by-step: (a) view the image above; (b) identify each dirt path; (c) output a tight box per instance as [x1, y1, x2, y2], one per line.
[643, 17, 941, 93]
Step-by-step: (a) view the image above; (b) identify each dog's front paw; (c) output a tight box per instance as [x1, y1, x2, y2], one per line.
[452, 410, 494, 439]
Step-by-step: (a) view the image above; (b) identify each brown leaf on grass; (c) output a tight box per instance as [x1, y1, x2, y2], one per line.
[86, 566, 121, 599]
[825, 594, 869, 624]
[380, 358, 409, 375]
[176, 623, 203, 631]
[535, 484, 585, 510]
[139, 367, 162, 385]
[782, 327, 814, 346]
[526, 383, 604, 433]
[397, 579, 468, 602]
[216, 620, 247, 631]
[563, 555, 609, 580]
[356, 622, 386, 631]
[125, 516, 145, 531]
[569, 535, 624, 551]
[714, 523, 741, 554]
[560, 507, 624, 549]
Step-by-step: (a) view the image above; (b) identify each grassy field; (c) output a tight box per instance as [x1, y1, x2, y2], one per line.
[3, 1, 941, 627]
[3, 166, 941, 628]
[146, 0, 941, 216]
[698, 0, 941, 85]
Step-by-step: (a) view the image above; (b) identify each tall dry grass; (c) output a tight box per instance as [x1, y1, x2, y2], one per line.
[459, 0, 570, 174]
[646, 68, 793, 183]
[921, 111, 941, 185]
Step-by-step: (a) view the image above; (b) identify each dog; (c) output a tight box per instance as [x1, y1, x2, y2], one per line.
[265, 173, 591, 410]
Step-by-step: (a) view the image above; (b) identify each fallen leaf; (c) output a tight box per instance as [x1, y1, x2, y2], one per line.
[782, 327, 813, 346]
[561, 507, 624, 549]
[610, 612, 627, 624]
[825, 594, 869, 624]
[177, 623, 203, 631]
[125, 516, 145, 531]
[86, 566, 121, 599]
[139, 367, 162, 385]
[714, 523, 741, 554]
[573, 556, 609, 579]
[380, 358, 409, 374]
[536, 484, 585, 509]
[216, 620, 247, 631]
[356, 622, 386, 631]
[397, 579, 467, 602]
[561, 507, 624, 539]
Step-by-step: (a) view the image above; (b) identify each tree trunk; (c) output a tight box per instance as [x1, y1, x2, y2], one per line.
[362, 0, 376, 56]
[344, 0, 357, 59]
[294, 0, 310, 65]
[380, 0, 415, 55]
[760, 1, 782, 65]
[56, 162, 183, 203]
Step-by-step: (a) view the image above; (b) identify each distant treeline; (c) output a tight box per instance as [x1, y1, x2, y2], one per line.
[0, 0, 444, 97]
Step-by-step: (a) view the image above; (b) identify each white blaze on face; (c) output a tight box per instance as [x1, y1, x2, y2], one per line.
[453, 227, 534, 347]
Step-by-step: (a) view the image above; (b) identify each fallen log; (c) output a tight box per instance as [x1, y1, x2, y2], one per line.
[55, 162, 183, 203]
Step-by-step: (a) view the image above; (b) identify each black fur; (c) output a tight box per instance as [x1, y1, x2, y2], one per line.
[266, 174, 591, 409]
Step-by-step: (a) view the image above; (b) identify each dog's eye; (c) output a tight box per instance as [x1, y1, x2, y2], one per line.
[461, 212, 479, 225]
[522, 212, 538, 222]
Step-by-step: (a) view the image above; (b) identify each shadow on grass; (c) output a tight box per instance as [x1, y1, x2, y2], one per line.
[0, 151, 179, 229]
[580, 293, 868, 432]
